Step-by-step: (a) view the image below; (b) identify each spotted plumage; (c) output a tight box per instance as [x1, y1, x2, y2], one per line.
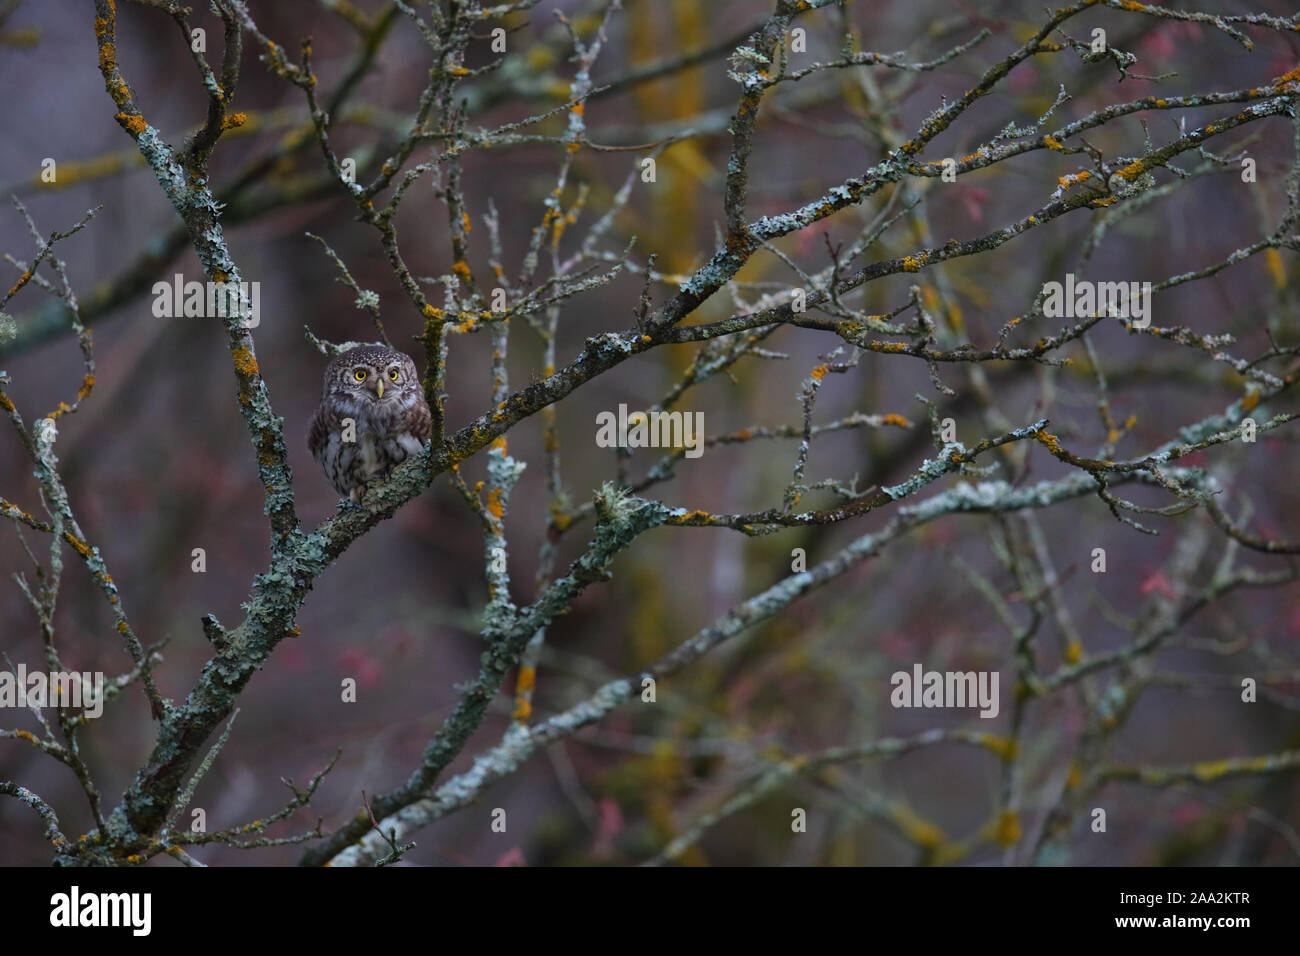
[308, 345, 432, 503]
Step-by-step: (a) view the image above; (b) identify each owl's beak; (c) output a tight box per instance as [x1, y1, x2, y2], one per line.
[375, 379, 384, 399]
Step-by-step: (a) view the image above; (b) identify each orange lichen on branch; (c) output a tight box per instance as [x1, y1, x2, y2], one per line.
[63, 532, 94, 559]
[0, 499, 42, 527]
[7, 270, 34, 298]
[115, 113, 147, 136]
[882, 413, 911, 428]
[1034, 430, 1063, 455]
[1273, 65, 1300, 87]
[668, 510, 715, 525]
[231, 347, 259, 377]
[1113, 159, 1146, 182]
[98, 41, 117, 74]
[103, 75, 131, 107]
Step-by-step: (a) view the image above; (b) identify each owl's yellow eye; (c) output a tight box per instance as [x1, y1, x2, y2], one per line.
[353, 368, 367, 382]
[388, 368, 400, 381]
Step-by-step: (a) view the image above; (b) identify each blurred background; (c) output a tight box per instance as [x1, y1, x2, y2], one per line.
[1, 0, 1298, 865]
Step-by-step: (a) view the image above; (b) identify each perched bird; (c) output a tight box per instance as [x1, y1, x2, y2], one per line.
[308, 345, 432, 503]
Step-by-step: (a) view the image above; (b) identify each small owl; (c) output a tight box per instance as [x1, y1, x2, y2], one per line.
[308, 345, 433, 503]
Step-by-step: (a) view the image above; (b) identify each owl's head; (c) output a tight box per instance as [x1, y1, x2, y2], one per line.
[325, 345, 421, 404]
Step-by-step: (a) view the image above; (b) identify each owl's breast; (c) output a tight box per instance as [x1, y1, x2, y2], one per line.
[357, 431, 384, 476]
[309, 396, 423, 498]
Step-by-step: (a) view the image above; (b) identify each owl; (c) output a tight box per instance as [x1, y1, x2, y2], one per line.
[308, 345, 433, 503]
